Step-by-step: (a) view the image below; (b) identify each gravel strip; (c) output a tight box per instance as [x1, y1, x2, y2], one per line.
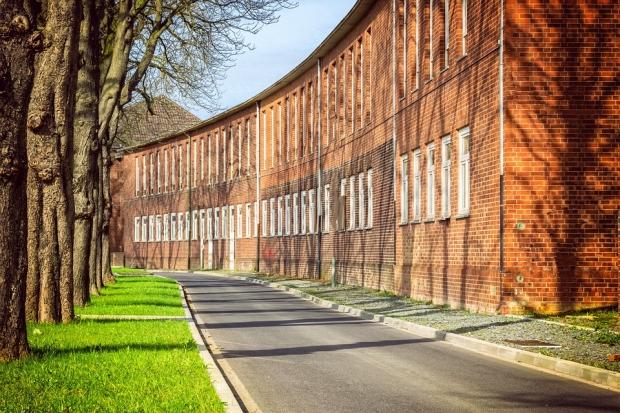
[249, 275, 620, 373]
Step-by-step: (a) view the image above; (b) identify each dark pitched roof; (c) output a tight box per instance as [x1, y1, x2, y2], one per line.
[113, 96, 200, 151]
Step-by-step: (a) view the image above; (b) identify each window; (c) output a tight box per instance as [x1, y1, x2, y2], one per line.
[186, 143, 190, 188]
[237, 205, 243, 239]
[164, 149, 169, 192]
[229, 206, 235, 239]
[271, 106, 275, 167]
[222, 207, 227, 240]
[301, 191, 307, 234]
[444, 0, 450, 68]
[246, 119, 251, 175]
[201, 139, 205, 182]
[150, 153, 154, 194]
[349, 176, 356, 230]
[134, 217, 140, 242]
[285, 195, 291, 235]
[222, 130, 227, 182]
[142, 155, 147, 195]
[462, 0, 468, 55]
[367, 169, 374, 228]
[413, 149, 422, 221]
[135, 158, 140, 196]
[141, 216, 148, 242]
[215, 131, 220, 181]
[185, 211, 190, 240]
[308, 189, 316, 234]
[277, 197, 283, 236]
[178, 212, 184, 241]
[323, 185, 331, 233]
[339, 178, 347, 231]
[293, 193, 299, 235]
[261, 200, 268, 237]
[178, 145, 183, 189]
[171, 214, 177, 241]
[214, 208, 220, 240]
[245, 204, 252, 238]
[262, 111, 267, 169]
[427, 143, 436, 219]
[148, 216, 154, 241]
[156, 152, 161, 193]
[400, 154, 409, 223]
[155, 215, 162, 241]
[458, 126, 470, 214]
[269, 198, 275, 237]
[207, 209, 213, 241]
[429, 0, 434, 79]
[254, 201, 259, 237]
[238, 124, 242, 177]
[163, 214, 169, 241]
[192, 210, 198, 240]
[171, 147, 176, 190]
[193, 140, 198, 187]
[441, 135, 452, 218]
[397, 0, 407, 98]
[358, 173, 365, 229]
[200, 209, 205, 240]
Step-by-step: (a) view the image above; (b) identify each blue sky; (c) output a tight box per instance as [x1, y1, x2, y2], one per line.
[193, 0, 357, 119]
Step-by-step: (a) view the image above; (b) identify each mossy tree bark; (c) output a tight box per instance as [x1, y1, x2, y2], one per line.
[0, 1, 35, 361]
[25, 0, 79, 324]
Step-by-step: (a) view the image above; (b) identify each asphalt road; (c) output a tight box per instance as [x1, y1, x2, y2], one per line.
[160, 272, 620, 413]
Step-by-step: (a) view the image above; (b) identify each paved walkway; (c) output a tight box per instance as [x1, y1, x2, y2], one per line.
[160, 272, 620, 413]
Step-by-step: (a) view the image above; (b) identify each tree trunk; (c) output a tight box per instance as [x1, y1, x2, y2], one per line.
[0, 2, 35, 361]
[25, 0, 79, 324]
[88, 151, 101, 295]
[72, 0, 100, 307]
[95, 149, 104, 290]
[101, 142, 114, 282]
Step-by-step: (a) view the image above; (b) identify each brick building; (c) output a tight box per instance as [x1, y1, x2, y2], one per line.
[110, 0, 619, 314]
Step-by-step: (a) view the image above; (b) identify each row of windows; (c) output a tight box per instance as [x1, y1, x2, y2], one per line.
[400, 126, 470, 223]
[133, 169, 374, 243]
[397, 0, 469, 97]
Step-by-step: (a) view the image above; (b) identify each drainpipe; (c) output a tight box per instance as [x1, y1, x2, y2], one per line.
[255, 101, 261, 273]
[498, 0, 506, 308]
[316, 58, 323, 279]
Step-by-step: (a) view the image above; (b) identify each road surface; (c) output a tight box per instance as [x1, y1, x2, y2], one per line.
[160, 272, 620, 413]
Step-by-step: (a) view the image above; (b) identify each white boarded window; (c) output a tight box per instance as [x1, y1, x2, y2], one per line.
[229, 205, 235, 239]
[214, 208, 220, 240]
[400, 154, 409, 223]
[254, 201, 259, 237]
[245, 204, 252, 238]
[150, 153, 154, 193]
[308, 189, 316, 234]
[441, 135, 452, 218]
[301, 191, 307, 234]
[192, 211, 198, 240]
[237, 205, 243, 239]
[413, 149, 422, 221]
[349, 176, 356, 230]
[261, 200, 268, 237]
[171, 214, 177, 241]
[358, 172, 365, 229]
[134, 217, 140, 242]
[293, 193, 299, 235]
[171, 148, 176, 190]
[207, 208, 213, 241]
[156, 152, 161, 193]
[142, 216, 148, 242]
[277, 197, 283, 236]
[178, 145, 183, 189]
[323, 185, 331, 233]
[222, 207, 228, 240]
[185, 211, 190, 240]
[142, 155, 147, 195]
[155, 215, 162, 241]
[339, 178, 347, 231]
[427, 143, 436, 219]
[148, 216, 155, 241]
[367, 169, 374, 228]
[163, 214, 169, 241]
[200, 209, 205, 240]
[458, 126, 470, 214]
[164, 149, 169, 192]
[178, 212, 184, 241]
[285, 195, 291, 235]
[269, 198, 275, 237]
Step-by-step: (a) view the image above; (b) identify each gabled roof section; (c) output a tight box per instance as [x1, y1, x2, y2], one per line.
[113, 96, 200, 151]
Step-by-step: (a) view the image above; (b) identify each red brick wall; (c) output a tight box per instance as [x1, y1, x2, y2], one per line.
[503, 0, 620, 313]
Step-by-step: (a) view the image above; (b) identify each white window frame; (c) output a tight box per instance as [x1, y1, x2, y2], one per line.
[339, 178, 347, 231]
[441, 135, 452, 218]
[254, 201, 259, 237]
[427, 143, 436, 220]
[237, 205, 243, 239]
[358, 173, 365, 229]
[207, 208, 213, 241]
[164, 149, 169, 192]
[185, 211, 190, 240]
[214, 208, 220, 240]
[400, 154, 409, 224]
[134, 217, 140, 242]
[293, 193, 299, 235]
[277, 196, 283, 236]
[177, 212, 184, 241]
[171, 214, 177, 241]
[323, 185, 331, 233]
[458, 126, 471, 215]
[156, 151, 161, 193]
[142, 155, 147, 195]
[142, 216, 148, 242]
[462, 0, 468, 55]
[155, 215, 162, 241]
[261, 200, 268, 237]
[245, 204, 252, 238]
[200, 209, 205, 241]
[367, 169, 374, 228]
[284, 195, 291, 235]
[269, 198, 275, 237]
[301, 191, 307, 234]
[229, 205, 235, 239]
[171, 147, 176, 190]
[148, 215, 155, 242]
[222, 206, 228, 240]
[192, 210, 198, 240]
[135, 157, 140, 196]
[308, 189, 316, 234]
[163, 213, 169, 241]
[349, 176, 356, 230]
[413, 149, 422, 221]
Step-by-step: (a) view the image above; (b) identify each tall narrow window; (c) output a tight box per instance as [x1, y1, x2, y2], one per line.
[208, 135, 212, 183]
[364, 28, 372, 124]
[171, 214, 177, 241]
[185, 211, 190, 240]
[285, 97, 290, 162]
[293, 193, 299, 235]
[413, 149, 422, 220]
[254, 201, 259, 237]
[200, 209, 205, 240]
[192, 211, 198, 240]
[245, 204, 251, 238]
[339, 178, 347, 231]
[278, 102, 283, 163]
[193, 140, 198, 187]
[358, 172, 365, 229]
[171, 147, 176, 190]
[178, 145, 183, 189]
[398, 0, 407, 98]
[142, 155, 147, 195]
[186, 143, 190, 188]
[270, 106, 275, 167]
[246, 119, 251, 175]
[292, 93, 298, 160]
[441, 135, 452, 218]
[229, 126, 234, 181]
[215, 131, 220, 182]
[156, 151, 161, 193]
[300, 87, 306, 158]
[400, 154, 409, 223]
[331, 62, 337, 141]
[349, 176, 356, 230]
[262, 200, 268, 237]
[323, 185, 331, 233]
[222, 207, 227, 240]
[462, 0, 468, 55]
[285, 194, 291, 235]
[156, 215, 162, 241]
[201, 138, 204, 182]
[427, 143, 436, 219]
[178, 212, 184, 241]
[150, 153, 154, 194]
[135, 157, 140, 196]
[367, 169, 374, 228]
[308, 189, 316, 234]
[300, 191, 307, 234]
[238, 124, 242, 177]
[414, 0, 420, 89]
[229, 206, 235, 239]
[207, 209, 212, 241]
[339, 54, 345, 139]
[237, 205, 243, 239]
[164, 149, 169, 192]
[142, 216, 148, 242]
[309, 82, 314, 153]
[134, 217, 140, 241]
[148, 216, 155, 241]
[355, 39, 362, 130]
[444, 0, 450, 68]
[269, 198, 275, 237]
[262, 111, 267, 169]
[277, 197, 283, 236]
[163, 214, 169, 241]
[458, 126, 470, 214]
[214, 208, 220, 239]
[222, 129, 227, 182]
[429, 0, 434, 79]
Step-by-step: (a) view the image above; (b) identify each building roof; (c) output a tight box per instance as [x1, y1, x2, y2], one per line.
[113, 96, 200, 151]
[119, 0, 374, 155]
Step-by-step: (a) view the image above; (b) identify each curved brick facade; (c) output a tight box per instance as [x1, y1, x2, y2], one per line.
[111, 0, 619, 314]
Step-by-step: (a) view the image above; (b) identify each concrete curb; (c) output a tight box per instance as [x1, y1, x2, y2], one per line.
[177, 285, 244, 413]
[200, 271, 620, 393]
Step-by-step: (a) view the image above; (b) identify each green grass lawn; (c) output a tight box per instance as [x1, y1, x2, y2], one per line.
[75, 275, 184, 316]
[0, 270, 225, 413]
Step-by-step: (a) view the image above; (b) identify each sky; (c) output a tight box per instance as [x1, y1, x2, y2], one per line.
[191, 0, 357, 119]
